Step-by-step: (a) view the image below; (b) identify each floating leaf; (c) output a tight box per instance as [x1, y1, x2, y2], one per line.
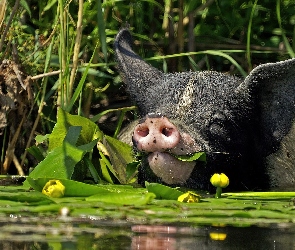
[223, 192, 295, 200]
[145, 182, 184, 200]
[27, 177, 153, 207]
[28, 177, 107, 196]
[86, 192, 155, 205]
[0, 186, 53, 204]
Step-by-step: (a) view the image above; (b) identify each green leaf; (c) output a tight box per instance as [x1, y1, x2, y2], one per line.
[77, 67, 113, 78]
[43, 0, 58, 12]
[25, 141, 85, 182]
[20, 0, 31, 17]
[23, 125, 99, 187]
[99, 152, 115, 183]
[84, 157, 101, 183]
[27, 177, 110, 196]
[174, 152, 206, 162]
[35, 134, 50, 144]
[0, 186, 53, 204]
[49, 109, 102, 151]
[26, 177, 148, 200]
[26, 145, 45, 162]
[64, 126, 82, 145]
[77, 139, 99, 152]
[126, 161, 140, 183]
[223, 192, 295, 200]
[86, 192, 156, 206]
[102, 135, 135, 184]
[145, 182, 184, 200]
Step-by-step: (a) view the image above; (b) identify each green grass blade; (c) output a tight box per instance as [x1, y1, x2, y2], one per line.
[91, 106, 137, 123]
[65, 42, 99, 112]
[97, 0, 107, 62]
[246, 0, 258, 70]
[148, 51, 247, 77]
[276, 0, 295, 58]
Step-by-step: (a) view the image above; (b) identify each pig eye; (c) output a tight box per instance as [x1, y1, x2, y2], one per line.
[210, 124, 222, 135]
[209, 123, 228, 140]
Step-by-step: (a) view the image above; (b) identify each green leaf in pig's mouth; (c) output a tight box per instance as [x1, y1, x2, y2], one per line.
[173, 152, 206, 162]
[136, 151, 206, 163]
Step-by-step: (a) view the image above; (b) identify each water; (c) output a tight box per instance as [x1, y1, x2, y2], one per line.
[1, 216, 294, 249]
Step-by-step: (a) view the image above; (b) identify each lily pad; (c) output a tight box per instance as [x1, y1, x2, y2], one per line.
[0, 186, 53, 205]
[27, 177, 112, 197]
[145, 182, 184, 200]
[86, 192, 156, 205]
[26, 177, 148, 198]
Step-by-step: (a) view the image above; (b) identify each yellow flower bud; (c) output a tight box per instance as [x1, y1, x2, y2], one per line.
[209, 232, 227, 241]
[42, 180, 65, 198]
[210, 173, 229, 188]
[178, 191, 201, 203]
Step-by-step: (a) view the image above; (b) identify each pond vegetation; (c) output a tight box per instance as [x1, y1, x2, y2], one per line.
[0, 0, 295, 247]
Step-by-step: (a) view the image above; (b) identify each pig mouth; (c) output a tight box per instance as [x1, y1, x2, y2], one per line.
[147, 151, 196, 185]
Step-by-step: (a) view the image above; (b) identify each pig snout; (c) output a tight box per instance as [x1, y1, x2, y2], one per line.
[132, 116, 181, 152]
[132, 114, 201, 185]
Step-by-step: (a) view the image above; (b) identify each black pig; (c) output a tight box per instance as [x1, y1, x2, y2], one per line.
[115, 28, 295, 191]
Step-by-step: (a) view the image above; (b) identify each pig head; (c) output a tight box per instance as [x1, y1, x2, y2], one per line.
[115, 28, 295, 191]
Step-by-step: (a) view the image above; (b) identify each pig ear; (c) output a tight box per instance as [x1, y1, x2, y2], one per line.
[244, 58, 295, 153]
[244, 58, 295, 188]
[114, 28, 164, 112]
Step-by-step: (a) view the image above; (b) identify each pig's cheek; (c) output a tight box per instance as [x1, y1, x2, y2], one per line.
[170, 132, 202, 155]
[147, 152, 195, 184]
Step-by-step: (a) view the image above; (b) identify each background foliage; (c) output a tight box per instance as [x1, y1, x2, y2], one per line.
[0, 0, 294, 177]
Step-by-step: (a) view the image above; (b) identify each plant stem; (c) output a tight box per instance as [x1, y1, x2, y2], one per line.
[246, 0, 258, 71]
[69, 0, 83, 100]
[215, 187, 222, 198]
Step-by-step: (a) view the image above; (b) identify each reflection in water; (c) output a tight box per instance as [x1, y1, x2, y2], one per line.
[1, 218, 295, 249]
[132, 225, 178, 250]
[132, 235, 176, 250]
[131, 224, 295, 250]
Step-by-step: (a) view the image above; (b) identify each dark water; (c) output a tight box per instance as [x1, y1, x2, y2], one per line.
[1, 216, 294, 250]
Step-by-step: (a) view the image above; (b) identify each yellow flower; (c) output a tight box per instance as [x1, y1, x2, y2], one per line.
[178, 191, 201, 203]
[42, 180, 65, 198]
[210, 173, 229, 188]
[209, 232, 227, 241]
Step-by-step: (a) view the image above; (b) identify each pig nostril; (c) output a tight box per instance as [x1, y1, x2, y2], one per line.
[133, 117, 181, 152]
[162, 127, 174, 137]
[137, 128, 149, 137]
